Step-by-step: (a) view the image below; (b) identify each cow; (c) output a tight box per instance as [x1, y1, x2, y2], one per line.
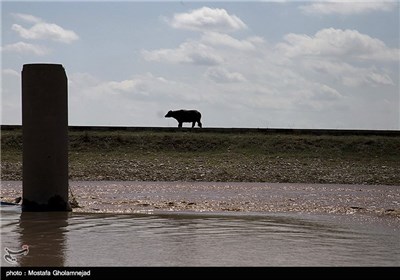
[165, 109, 202, 128]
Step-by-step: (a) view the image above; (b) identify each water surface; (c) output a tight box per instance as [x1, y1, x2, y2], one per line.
[1, 206, 399, 266]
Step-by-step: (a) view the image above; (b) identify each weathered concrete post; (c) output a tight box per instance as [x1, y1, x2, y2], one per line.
[22, 64, 71, 211]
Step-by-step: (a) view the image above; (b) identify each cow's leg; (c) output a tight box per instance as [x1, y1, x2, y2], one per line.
[198, 121, 202, 128]
[192, 122, 195, 128]
[178, 122, 182, 128]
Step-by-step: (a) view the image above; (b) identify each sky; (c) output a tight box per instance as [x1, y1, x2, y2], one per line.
[1, 0, 399, 129]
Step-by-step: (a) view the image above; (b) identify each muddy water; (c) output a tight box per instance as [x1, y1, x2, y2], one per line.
[1, 207, 399, 267]
[1, 181, 399, 266]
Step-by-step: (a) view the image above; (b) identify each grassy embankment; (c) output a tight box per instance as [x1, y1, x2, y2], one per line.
[1, 128, 400, 185]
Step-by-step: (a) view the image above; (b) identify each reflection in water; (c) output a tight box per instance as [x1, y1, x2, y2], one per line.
[1, 208, 399, 266]
[18, 212, 69, 267]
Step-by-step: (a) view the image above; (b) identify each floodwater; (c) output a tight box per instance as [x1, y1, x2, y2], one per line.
[1, 205, 399, 266]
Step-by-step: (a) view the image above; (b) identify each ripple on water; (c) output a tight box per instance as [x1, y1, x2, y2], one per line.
[1, 209, 399, 267]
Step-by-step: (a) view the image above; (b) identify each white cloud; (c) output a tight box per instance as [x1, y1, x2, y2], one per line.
[2, 69, 20, 77]
[1, 41, 50, 56]
[366, 72, 394, 86]
[314, 84, 343, 100]
[70, 73, 146, 97]
[12, 23, 79, 43]
[304, 59, 394, 87]
[205, 67, 246, 83]
[106, 80, 141, 93]
[70, 72, 181, 99]
[276, 28, 399, 62]
[169, 6, 247, 33]
[201, 32, 262, 51]
[142, 41, 223, 66]
[10, 13, 79, 43]
[11, 13, 43, 24]
[300, 0, 398, 15]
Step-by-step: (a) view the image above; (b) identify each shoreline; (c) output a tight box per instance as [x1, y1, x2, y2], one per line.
[1, 181, 399, 219]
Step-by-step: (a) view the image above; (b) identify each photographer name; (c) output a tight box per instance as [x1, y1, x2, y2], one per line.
[5, 269, 91, 277]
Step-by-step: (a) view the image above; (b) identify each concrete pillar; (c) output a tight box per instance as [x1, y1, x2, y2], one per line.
[22, 64, 71, 211]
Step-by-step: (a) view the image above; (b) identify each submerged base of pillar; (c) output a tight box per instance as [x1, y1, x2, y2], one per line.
[22, 195, 72, 212]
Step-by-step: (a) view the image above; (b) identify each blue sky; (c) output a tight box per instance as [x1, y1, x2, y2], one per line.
[1, 1, 399, 129]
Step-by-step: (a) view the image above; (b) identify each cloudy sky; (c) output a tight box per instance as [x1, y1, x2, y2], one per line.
[1, 1, 399, 129]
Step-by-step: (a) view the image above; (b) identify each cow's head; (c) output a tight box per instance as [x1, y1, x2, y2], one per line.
[165, 110, 173, 118]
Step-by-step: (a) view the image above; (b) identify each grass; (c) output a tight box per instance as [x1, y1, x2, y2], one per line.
[1, 128, 400, 185]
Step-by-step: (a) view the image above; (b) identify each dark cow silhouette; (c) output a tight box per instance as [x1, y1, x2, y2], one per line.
[165, 109, 202, 128]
